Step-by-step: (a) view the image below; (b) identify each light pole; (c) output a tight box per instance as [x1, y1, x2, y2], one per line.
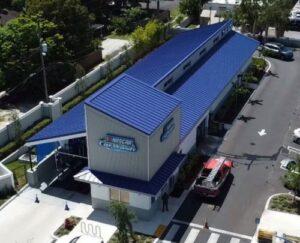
[39, 40, 49, 103]
[36, 20, 49, 103]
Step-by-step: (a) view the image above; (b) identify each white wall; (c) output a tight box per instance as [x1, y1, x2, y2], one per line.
[0, 163, 14, 191]
[129, 192, 151, 210]
[91, 184, 109, 200]
[178, 113, 208, 154]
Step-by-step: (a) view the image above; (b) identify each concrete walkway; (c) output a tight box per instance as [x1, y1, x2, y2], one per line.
[0, 184, 190, 243]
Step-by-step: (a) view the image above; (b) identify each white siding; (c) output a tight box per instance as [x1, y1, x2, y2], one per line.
[129, 192, 151, 210]
[91, 184, 109, 200]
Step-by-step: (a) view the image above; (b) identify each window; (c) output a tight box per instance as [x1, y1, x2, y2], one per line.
[213, 36, 219, 44]
[164, 77, 173, 88]
[109, 188, 119, 201]
[199, 48, 206, 56]
[109, 188, 130, 203]
[120, 191, 129, 203]
[183, 61, 191, 70]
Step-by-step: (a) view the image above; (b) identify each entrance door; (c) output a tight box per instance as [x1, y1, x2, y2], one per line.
[196, 120, 206, 146]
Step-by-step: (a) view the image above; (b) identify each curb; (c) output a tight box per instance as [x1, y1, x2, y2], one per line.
[0, 184, 29, 211]
[224, 57, 271, 140]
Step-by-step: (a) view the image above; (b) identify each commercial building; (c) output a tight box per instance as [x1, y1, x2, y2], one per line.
[26, 20, 258, 219]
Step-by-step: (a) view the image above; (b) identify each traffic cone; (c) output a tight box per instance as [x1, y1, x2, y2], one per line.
[65, 201, 69, 211]
[35, 194, 40, 203]
[204, 218, 209, 229]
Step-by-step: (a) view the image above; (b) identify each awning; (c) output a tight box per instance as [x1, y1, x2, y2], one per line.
[74, 153, 186, 196]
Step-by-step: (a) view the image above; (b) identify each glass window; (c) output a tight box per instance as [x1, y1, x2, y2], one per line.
[109, 188, 119, 201]
[120, 190, 130, 204]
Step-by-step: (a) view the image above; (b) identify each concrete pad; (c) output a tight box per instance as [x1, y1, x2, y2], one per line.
[101, 38, 130, 59]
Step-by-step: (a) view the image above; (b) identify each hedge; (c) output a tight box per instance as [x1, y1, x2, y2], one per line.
[0, 118, 51, 161]
[62, 64, 129, 113]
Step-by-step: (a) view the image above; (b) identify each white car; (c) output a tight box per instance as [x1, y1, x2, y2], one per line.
[280, 158, 299, 174]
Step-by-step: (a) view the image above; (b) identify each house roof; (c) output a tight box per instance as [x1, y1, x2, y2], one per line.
[167, 31, 259, 139]
[125, 21, 231, 87]
[74, 153, 186, 195]
[26, 102, 86, 146]
[85, 74, 181, 135]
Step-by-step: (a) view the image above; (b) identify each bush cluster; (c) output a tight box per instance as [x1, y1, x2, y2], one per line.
[0, 118, 51, 161]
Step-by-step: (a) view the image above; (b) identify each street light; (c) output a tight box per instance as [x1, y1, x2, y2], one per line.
[39, 40, 49, 103]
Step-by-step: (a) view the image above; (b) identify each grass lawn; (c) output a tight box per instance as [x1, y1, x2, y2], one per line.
[109, 231, 155, 243]
[5, 160, 31, 190]
[269, 194, 300, 215]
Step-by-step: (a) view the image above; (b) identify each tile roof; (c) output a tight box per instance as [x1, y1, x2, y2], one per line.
[85, 74, 181, 135]
[125, 21, 231, 87]
[167, 31, 259, 139]
[75, 153, 186, 195]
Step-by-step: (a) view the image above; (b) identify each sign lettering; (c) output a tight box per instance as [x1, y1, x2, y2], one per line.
[99, 134, 137, 152]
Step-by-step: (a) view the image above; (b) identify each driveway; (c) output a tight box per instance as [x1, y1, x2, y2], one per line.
[170, 51, 300, 241]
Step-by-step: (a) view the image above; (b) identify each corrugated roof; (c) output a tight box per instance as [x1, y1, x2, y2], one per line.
[125, 21, 231, 87]
[167, 31, 259, 139]
[26, 102, 86, 145]
[85, 74, 181, 135]
[75, 153, 186, 195]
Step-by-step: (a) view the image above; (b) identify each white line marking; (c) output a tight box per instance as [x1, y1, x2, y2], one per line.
[207, 233, 220, 243]
[163, 224, 180, 242]
[185, 228, 200, 243]
[171, 219, 252, 240]
[229, 238, 240, 243]
[258, 129, 267, 136]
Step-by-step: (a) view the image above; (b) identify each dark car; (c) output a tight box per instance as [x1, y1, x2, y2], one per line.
[262, 42, 294, 60]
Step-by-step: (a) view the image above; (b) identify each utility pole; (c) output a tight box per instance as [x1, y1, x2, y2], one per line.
[37, 21, 49, 103]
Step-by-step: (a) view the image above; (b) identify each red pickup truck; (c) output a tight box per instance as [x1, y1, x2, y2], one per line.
[193, 156, 233, 197]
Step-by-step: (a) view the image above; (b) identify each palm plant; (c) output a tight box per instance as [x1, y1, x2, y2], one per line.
[282, 159, 300, 202]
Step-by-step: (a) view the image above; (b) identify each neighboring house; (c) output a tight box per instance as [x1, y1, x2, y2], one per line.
[26, 20, 258, 219]
[202, 0, 241, 24]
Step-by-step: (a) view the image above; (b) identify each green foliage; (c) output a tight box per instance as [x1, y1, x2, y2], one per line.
[26, 0, 94, 57]
[282, 160, 300, 200]
[0, 15, 69, 90]
[109, 201, 136, 243]
[0, 118, 51, 160]
[270, 195, 300, 215]
[233, 0, 293, 38]
[131, 20, 166, 56]
[111, 7, 147, 35]
[62, 64, 128, 112]
[252, 57, 267, 71]
[179, 0, 208, 21]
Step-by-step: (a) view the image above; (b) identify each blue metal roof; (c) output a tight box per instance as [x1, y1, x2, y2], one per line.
[27, 101, 86, 145]
[125, 21, 231, 87]
[167, 31, 259, 139]
[85, 74, 181, 135]
[89, 152, 186, 195]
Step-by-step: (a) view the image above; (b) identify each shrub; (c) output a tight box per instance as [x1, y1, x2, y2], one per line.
[62, 64, 128, 113]
[0, 118, 51, 161]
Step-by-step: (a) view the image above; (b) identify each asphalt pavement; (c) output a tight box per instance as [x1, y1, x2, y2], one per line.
[169, 51, 300, 241]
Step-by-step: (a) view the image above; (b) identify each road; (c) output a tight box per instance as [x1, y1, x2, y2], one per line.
[165, 51, 300, 242]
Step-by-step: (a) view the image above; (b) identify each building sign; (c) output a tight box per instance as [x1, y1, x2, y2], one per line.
[160, 118, 175, 142]
[99, 134, 137, 152]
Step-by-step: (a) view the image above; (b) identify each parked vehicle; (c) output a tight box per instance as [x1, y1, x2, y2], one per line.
[193, 156, 233, 197]
[280, 158, 300, 174]
[262, 42, 293, 60]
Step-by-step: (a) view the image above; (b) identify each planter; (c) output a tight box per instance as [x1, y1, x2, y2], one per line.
[53, 216, 82, 239]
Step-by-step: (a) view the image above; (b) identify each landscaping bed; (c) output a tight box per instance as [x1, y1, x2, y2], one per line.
[54, 216, 82, 238]
[171, 153, 209, 198]
[269, 194, 300, 215]
[108, 231, 155, 243]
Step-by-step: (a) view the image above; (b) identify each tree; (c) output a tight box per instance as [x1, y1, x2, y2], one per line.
[25, 0, 94, 57]
[109, 201, 136, 243]
[282, 160, 300, 201]
[131, 19, 166, 56]
[0, 15, 69, 89]
[179, 0, 208, 22]
[232, 0, 293, 40]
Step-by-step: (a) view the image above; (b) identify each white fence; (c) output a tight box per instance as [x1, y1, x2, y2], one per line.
[0, 47, 134, 148]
